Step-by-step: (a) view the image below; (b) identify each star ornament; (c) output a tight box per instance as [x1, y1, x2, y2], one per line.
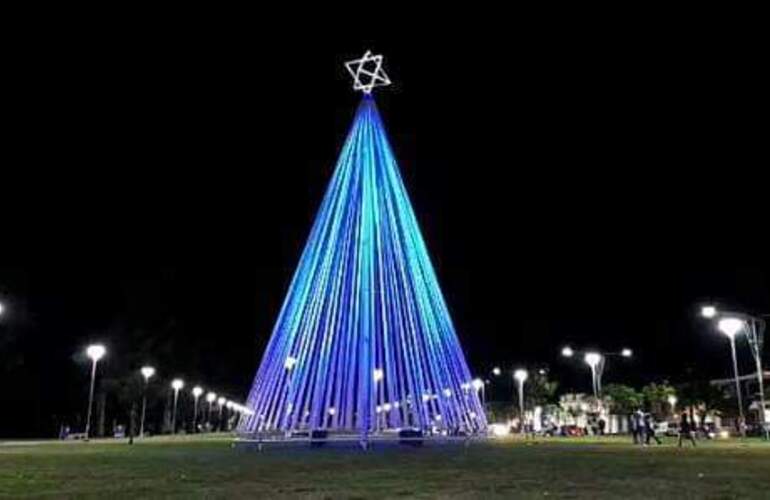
[344, 51, 391, 94]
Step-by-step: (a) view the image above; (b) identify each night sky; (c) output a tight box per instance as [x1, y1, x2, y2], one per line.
[1, 29, 766, 437]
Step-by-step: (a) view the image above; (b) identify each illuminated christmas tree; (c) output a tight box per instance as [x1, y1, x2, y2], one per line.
[239, 52, 485, 439]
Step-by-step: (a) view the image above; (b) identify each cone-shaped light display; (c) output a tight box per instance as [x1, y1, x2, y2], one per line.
[240, 95, 485, 436]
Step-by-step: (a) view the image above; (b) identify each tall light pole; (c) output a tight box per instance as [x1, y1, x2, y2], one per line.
[217, 397, 226, 431]
[171, 379, 184, 434]
[206, 392, 217, 429]
[139, 366, 155, 437]
[514, 369, 528, 434]
[84, 344, 106, 440]
[584, 352, 603, 399]
[667, 394, 677, 416]
[192, 386, 203, 433]
[718, 318, 746, 436]
[701, 305, 768, 438]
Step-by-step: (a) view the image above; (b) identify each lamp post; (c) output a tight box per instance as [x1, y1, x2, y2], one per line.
[171, 379, 184, 434]
[217, 397, 226, 431]
[701, 305, 767, 439]
[584, 352, 603, 399]
[718, 318, 746, 436]
[514, 369, 528, 434]
[84, 344, 106, 440]
[667, 394, 677, 416]
[192, 386, 203, 433]
[206, 392, 217, 430]
[139, 366, 155, 437]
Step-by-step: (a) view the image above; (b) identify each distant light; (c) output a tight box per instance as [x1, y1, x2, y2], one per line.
[217, 397, 226, 406]
[461, 382, 472, 391]
[667, 395, 677, 407]
[373, 368, 384, 382]
[192, 386, 203, 398]
[701, 306, 718, 319]
[383, 403, 392, 412]
[284, 356, 298, 370]
[538, 369, 546, 375]
[140, 366, 156, 381]
[719, 430, 730, 439]
[718, 317, 744, 338]
[434, 414, 442, 421]
[328, 407, 336, 416]
[0, 302, 4, 316]
[514, 369, 528, 383]
[471, 378, 484, 391]
[422, 393, 431, 402]
[621, 348, 633, 358]
[375, 405, 382, 414]
[490, 423, 509, 437]
[561, 346, 574, 358]
[442, 388, 452, 398]
[584, 352, 602, 368]
[86, 344, 106, 362]
[171, 379, 184, 391]
[469, 412, 477, 419]
[226, 401, 234, 409]
[492, 367, 502, 376]
[206, 392, 217, 403]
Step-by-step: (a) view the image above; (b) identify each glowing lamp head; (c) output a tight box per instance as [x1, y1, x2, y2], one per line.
[472, 378, 484, 391]
[284, 356, 298, 370]
[584, 352, 602, 368]
[621, 348, 633, 358]
[226, 401, 234, 409]
[373, 368, 384, 382]
[514, 369, 528, 383]
[667, 395, 677, 407]
[718, 317, 744, 338]
[140, 366, 155, 381]
[383, 403, 392, 412]
[206, 392, 217, 403]
[171, 379, 184, 391]
[492, 367, 502, 376]
[217, 397, 226, 406]
[328, 407, 336, 416]
[701, 305, 718, 319]
[192, 386, 203, 398]
[86, 344, 106, 362]
[561, 346, 574, 358]
[442, 388, 453, 398]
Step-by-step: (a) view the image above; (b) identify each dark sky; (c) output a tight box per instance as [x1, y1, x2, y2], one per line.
[1, 27, 767, 436]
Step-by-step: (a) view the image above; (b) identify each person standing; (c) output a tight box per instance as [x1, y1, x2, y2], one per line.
[632, 409, 645, 444]
[678, 413, 697, 447]
[644, 413, 662, 445]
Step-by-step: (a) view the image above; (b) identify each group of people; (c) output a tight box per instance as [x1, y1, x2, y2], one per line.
[630, 410, 697, 447]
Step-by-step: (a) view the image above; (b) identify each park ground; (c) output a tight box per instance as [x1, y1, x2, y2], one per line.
[1, 435, 769, 498]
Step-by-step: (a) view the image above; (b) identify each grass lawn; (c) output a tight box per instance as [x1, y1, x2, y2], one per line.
[1, 435, 769, 498]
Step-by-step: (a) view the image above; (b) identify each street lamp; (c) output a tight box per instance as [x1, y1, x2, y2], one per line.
[621, 348, 633, 358]
[718, 317, 746, 435]
[561, 346, 574, 358]
[192, 386, 203, 433]
[584, 352, 603, 399]
[667, 394, 677, 415]
[206, 392, 217, 429]
[492, 367, 502, 376]
[217, 397, 226, 431]
[171, 379, 184, 434]
[84, 344, 106, 439]
[472, 378, 485, 406]
[139, 366, 155, 437]
[514, 369, 528, 433]
[700, 305, 768, 440]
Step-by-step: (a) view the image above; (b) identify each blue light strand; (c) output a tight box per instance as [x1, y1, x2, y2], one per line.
[240, 96, 486, 436]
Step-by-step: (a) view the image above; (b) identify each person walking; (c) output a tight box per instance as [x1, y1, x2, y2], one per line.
[644, 413, 662, 445]
[678, 413, 697, 447]
[632, 409, 645, 444]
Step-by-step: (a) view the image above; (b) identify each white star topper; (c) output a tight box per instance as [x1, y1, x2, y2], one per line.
[344, 51, 391, 94]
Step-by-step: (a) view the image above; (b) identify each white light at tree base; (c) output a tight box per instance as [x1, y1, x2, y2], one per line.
[718, 317, 745, 338]
[514, 369, 528, 383]
[561, 346, 574, 358]
[701, 305, 718, 318]
[490, 423, 509, 437]
[86, 344, 106, 361]
[172, 379, 184, 391]
[141, 366, 155, 381]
